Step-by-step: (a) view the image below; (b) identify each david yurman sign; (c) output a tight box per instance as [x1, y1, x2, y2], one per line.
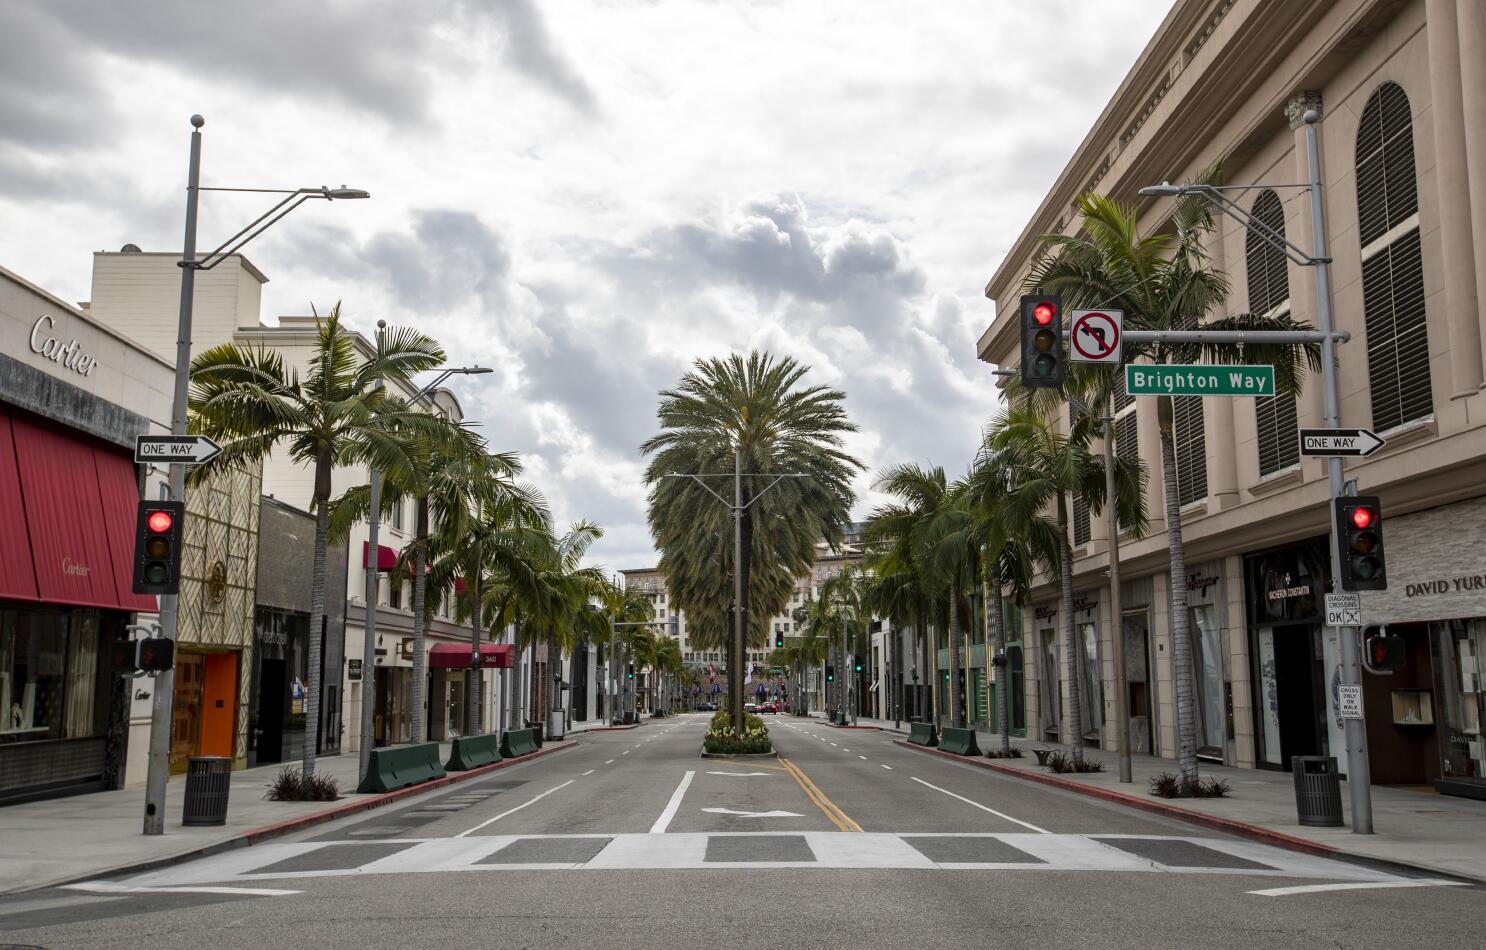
[1360, 497, 1486, 624]
[29, 314, 99, 377]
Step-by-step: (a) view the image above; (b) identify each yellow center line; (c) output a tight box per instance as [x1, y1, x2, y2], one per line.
[779, 757, 863, 833]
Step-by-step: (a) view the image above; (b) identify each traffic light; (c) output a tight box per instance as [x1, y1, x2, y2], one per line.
[111, 638, 139, 674]
[825, 665, 835, 682]
[626, 664, 635, 680]
[775, 633, 784, 649]
[137, 638, 175, 672]
[131, 500, 185, 595]
[853, 659, 863, 673]
[1019, 294, 1063, 389]
[1336, 495, 1387, 591]
[1366, 632, 1406, 672]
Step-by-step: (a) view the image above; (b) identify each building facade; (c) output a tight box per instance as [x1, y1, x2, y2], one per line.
[978, 0, 1486, 794]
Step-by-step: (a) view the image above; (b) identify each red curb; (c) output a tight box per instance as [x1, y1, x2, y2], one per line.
[584, 723, 645, 732]
[891, 739, 1339, 858]
[240, 740, 578, 846]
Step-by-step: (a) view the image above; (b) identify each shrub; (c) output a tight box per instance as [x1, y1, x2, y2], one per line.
[1045, 752, 1104, 774]
[265, 767, 341, 802]
[985, 747, 1024, 759]
[1149, 772, 1231, 798]
[703, 711, 773, 754]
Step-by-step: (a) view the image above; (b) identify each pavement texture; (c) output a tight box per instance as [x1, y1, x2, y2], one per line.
[846, 714, 1486, 882]
[0, 712, 1480, 949]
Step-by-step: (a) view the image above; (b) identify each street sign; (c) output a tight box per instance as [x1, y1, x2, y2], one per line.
[1069, 309, 1122, 364]
[1325, 592, 1362, 627]
[1299, 428, 1385, 458]
[348, 658, 363, 681]
[1337, 684, 1363, 720]
[134, 434, 222, 465]
[1125, 364, 1275, 396]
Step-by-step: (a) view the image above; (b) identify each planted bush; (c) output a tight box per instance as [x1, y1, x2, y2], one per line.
[703, 711, 773, 754]
[1149, 772, 1231, 798]
[265, 767, 341, 802]
[1045, 751, 1104, 774]
[985, 747, 1024, 759]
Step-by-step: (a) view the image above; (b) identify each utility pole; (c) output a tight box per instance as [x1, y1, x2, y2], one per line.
[732, 445, 745, 733]
[1104, 413, 1132, 783]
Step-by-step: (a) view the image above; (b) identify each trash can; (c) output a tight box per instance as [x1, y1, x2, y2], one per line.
[548, 709, 565, 740]
[1292, 755, 1344, 827]
[182, 755, 232, 827]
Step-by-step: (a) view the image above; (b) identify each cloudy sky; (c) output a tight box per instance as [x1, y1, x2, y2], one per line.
[2, 0, 1169, 572]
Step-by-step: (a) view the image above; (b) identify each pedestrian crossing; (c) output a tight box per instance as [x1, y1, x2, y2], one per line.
[102, 833, 1412, 887]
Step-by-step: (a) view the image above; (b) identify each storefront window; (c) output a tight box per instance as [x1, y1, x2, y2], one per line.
[1039, 628, 1060, 740]
[1080, 621, 1103, 742]
[1190, 605, 1225, 756]
[1438, 619, 1485, 780]
[0, 607, 108, 746]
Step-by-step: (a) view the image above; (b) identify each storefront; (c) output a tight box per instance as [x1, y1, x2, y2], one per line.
[0, 264, 174, 802]
[1356, 496, 1486, 797]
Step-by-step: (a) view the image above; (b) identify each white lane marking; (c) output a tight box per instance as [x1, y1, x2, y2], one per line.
[701, 807, 804, 818]
[621, 751, 630, 755]
[64, 882, 300, 896]
[858, 755, 868, 760]
[605, 759, 615, 764]
[581, 770, 595, 776]
[456, 780, 575, 838]
[650, 770, 696, 833]
[705, 771, 774, 776]
[909, 777, 1050, 834]
[881, 764, 893, 770]
[1247, 880, 1470, 897]
[830, 743, 839, 747]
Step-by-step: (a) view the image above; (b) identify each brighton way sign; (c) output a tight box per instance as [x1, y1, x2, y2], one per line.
[1125, 364, 1275, 397]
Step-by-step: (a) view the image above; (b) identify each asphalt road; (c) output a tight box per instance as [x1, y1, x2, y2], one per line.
[2, 713, 1481, 949]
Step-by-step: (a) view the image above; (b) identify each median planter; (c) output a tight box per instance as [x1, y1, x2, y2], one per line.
[702, 710, 773, 755]
[938, 726, 982, 757]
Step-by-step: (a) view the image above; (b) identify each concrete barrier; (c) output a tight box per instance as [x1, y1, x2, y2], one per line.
[355, 742, 447, 794]
[938, 726, 982, 757]
[908, 721, 938, 747]
[500, 727, 540, 759]
[445, 733, 503, 771]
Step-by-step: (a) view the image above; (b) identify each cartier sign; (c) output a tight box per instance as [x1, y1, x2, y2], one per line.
[29, 314, 99, 377]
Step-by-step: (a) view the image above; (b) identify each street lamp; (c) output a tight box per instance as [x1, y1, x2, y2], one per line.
[363, 361, 493, 769]
[1139, 109, 1374, 832]
[143, 114, 369, 836]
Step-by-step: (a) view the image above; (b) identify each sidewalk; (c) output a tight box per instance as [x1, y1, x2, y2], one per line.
[845, 715, 1486, 883]
[0, 738, 574, 896]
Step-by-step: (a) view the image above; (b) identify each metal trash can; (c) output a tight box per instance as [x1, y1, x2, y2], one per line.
[548, 710, 565, 740]
[182, 755, 232, 827]
[1292, 755, 1344, 827]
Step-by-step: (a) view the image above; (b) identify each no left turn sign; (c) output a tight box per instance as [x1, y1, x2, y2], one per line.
[1070, 309, 1123, 364]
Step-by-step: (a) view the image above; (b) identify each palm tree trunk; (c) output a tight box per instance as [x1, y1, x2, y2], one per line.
[948, 587, 965, 728]
[410, 498, 429, 743]
[303, 487, 329, 778]
[467, 571, 482, 734]
[989, 569, 1011, 755]
[547, 630, 559, 734]
[509, 620, 523, 730]
[1058, 493, 1083, 765]
[918, 609, 930, 722]
[1159, 399, 1198, 785]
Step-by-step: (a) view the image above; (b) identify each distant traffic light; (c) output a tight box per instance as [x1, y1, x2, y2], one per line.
[1336, 496, 1387, 591]
[775, 633, 784, 649]
[853, 659, 863, 673]
[1020, 294, 1063, 389]
[132, 500, 185, 595]
[1366, 632, 1406, 672]
[626, 664, 635, 680]
[825, 665, 835, 682]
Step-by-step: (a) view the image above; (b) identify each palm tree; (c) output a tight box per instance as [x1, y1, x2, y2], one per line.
[985, 403, 1129, 765]
[1026, 184, 1319, 782]
[520, 522, 606, 732]
[188, 305, 444, 776]
[330, 422, 510, 744]
[861, 555, 934, 724]
[642, 352, 860, 733]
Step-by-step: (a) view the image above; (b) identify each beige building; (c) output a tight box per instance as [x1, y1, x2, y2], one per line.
[978, 0, 1486, 795]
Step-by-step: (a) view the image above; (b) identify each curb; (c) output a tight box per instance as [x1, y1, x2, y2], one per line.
[580, 723, 644, 732]
[40, 739, 579, 894]
[892, 739, 1486, 883]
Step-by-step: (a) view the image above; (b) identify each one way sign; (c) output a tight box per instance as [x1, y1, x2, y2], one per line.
[135, 435, 223, 465]
[1298, 428, 1385, 458]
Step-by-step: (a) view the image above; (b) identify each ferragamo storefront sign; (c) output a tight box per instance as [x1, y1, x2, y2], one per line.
[29, 314, 99, 377]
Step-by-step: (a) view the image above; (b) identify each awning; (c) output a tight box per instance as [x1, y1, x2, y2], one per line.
[361, 541, 397, 571]
[6, 411, 157, 612]
[428, 642, 515, 669]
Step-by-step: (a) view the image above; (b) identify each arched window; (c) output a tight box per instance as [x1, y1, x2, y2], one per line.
[1355, 81, 1431, 431]
[1246, 189, 1300, 476]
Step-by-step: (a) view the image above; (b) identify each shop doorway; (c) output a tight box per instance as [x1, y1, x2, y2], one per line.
[1123, 611, 1155, 755]
[1038, 628, 1060, 742]
[256, 658, 286, 764]
[1270, 623, 1321, 769]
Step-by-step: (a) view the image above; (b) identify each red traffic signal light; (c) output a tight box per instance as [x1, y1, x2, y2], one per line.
[132, 500, 185, 595]
[1365, 633, 1405, 672]
[137, 637, 175, 673]
[1336, 496, 1387, 591]
[146, 510, 175, 534]
[1020, 295, 1064, 389]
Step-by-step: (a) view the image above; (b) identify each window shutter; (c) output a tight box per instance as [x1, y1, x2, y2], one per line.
[1245, 190, 1289, 316]
[1114, 411, 1138, 531]
[1255, 394, 1299, 476]
[1172, 396, 1207, 506]
[1072, 495, 1091, 547]
[1355, 82, 1430, 432]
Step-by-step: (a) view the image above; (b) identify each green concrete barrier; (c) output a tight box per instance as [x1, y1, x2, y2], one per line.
[500, 727, 540, 759]
[939, 726, 982, 757]
[355, 741, 447, 794]
[908, 721, 938, 747]
[446, 733, 503, 771]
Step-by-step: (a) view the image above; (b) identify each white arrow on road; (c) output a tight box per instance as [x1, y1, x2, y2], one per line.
[701, 807, 803, 818]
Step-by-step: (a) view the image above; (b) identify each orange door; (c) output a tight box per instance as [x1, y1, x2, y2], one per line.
[200, 653, 238, 759]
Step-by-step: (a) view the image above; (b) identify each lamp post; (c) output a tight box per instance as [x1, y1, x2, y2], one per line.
[360, 360, 491, 787]
[1137, 110, 1372, 832]
[144, 115, 368, 836]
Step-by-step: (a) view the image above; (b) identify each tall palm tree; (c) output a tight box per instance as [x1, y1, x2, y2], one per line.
[330, 424, 511, 744]
[985, 404, 1122, 765]
[861, 555, 935, 723]
[1026, 183, 1319, 782]
[520, 522, 606, 731]
[593, 580, 653, 722]
[188, 305, 444, 776]
[642, 352, 860, 733]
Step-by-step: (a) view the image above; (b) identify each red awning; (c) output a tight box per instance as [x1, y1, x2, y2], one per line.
[0, 413, 39, 602]
[428, 642, 515, 669]
[361, 541, 397, 571]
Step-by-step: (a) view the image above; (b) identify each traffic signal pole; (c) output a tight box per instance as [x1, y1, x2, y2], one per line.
[143, 116, 204, 836]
